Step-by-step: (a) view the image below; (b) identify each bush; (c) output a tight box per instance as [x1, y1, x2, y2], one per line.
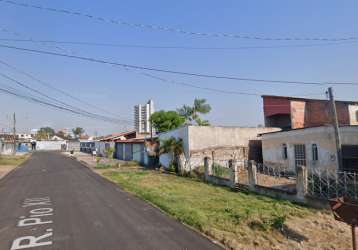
[212, 163, 230, 178]
[168, 163, 176, 173]
[105, 147, 115, 159]
[249, 215, 287, 231]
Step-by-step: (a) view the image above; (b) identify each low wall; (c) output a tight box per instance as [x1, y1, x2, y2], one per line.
[67, 141, 80, 152]
[37, 141, 65, 151]
[0, 142, 15, 155]
[203, 157, 328, 209]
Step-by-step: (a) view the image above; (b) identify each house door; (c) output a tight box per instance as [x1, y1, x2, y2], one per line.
[342, 145, 358, 172]
[294, 144, 306, 169]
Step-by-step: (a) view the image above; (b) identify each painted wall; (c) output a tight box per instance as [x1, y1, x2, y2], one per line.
[95, 141, 115, 157]
[187, 126, 278, 152]
[36, 141, 66, 151]
[159, 125, 279, 169]
[158, 126, 189, 168]
[0, 141, 15, 155]
[67, 141, 80, 152]
[262, 126, 358, 173]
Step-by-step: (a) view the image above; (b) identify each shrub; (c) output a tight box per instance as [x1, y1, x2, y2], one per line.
[105, 147, 115, 159]
[212, 163, 230, 178]
[249, 215, 287, 231]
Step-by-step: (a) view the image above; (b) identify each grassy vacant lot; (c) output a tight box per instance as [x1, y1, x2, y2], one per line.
[0, 154, 28, 166]
[104, 168, 323, 249]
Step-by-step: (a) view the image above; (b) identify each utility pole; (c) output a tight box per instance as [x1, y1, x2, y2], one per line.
[328, 87, 343, 170]
[12, 112, 16, 155]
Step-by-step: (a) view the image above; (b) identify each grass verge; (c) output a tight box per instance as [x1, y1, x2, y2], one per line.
[0, 154, 28, 166]
[103, 169, 315, 249]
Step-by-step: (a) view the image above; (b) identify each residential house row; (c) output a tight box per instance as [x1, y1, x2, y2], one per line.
[75, 95, 358, 174]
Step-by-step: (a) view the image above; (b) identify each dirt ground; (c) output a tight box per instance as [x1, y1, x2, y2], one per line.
[203, 210, 352, 250]
[238, 170, 296, 192]
[253, 211, 352, 250]
[0, 165, 17, 179]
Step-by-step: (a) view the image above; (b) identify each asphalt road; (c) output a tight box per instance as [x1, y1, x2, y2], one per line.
[0, 152, 222, 250]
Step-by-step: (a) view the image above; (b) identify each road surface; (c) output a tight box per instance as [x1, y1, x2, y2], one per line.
[0, 152, 222, 250]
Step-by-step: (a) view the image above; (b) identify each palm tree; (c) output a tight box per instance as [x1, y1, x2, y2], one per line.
[72, 127, 84, 139]
[193, 98, 211, 120]
[177, 105, 193, 124]
[177, 98, 211, 126]
[160, 137, 184, 173]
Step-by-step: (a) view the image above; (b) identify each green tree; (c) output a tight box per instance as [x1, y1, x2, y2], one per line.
[150, 111, 185, 134]
[159, 137, 184, 173]
[72, 127, 85, 138]
[177, 98, 211, 126]
[177, 105, 193, 124]
[105, 147, 115, 159]
[36, 127, 55, 140]
[55, 130, 68, 140]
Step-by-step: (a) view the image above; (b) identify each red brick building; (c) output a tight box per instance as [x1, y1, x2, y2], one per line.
[262, 95, 358, 130]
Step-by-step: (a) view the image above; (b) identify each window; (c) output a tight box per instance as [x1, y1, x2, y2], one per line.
[282, 144, 288, 159]
[312, 144, 318, 161]
[294, 144, 306, 168]
[356, 110, 358, 121]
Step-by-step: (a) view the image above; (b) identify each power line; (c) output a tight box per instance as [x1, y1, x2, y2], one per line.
[0, 59, 128, 118]
[0, 27, 73, 54]
[1, 43, 358, 86]
[124, 68, 259, 96]
[0, 71, 128, 123]
[0, 30, 326, 97]
[0, 85, 132, 124]
[1, 0, 357, 42]
[1, 37, 358, 50]
[0, 26, 127, 118]
[0, 72, 131, 123]
[126, 69, 325, 98]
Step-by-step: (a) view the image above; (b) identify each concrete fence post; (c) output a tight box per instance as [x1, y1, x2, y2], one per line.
[248, 160, 257, 190]
[204, 157, 212, 181]
[296, 165, 308, 201]
[229, 159, 239, 188]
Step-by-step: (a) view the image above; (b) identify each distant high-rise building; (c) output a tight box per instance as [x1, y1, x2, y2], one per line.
[134, 99, 155, 133]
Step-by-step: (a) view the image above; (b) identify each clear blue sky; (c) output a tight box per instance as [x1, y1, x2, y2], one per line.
[0, 0, 357, 135]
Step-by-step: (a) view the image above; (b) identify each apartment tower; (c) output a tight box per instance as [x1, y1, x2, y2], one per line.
[134, 99, 155, 133]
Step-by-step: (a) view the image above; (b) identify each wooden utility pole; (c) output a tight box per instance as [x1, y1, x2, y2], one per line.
[328, 87, 343, 169]
[12, 112, 16, 155]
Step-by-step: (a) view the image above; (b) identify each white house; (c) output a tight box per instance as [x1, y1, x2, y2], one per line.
[261, 125, 358, 173]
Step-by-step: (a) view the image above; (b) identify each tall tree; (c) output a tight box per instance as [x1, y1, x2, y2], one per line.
[55, 130, 67, 139]
[177, 105, 193, 124]
[177, 98, 211, 126]
[36, 127, 55, 140]
[72, 127, 85, 138]
[150, 111, 185, 134]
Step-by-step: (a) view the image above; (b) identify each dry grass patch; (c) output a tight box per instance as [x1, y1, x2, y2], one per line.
[0, 154, 28, 166]
[101, 169, 353, 250]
